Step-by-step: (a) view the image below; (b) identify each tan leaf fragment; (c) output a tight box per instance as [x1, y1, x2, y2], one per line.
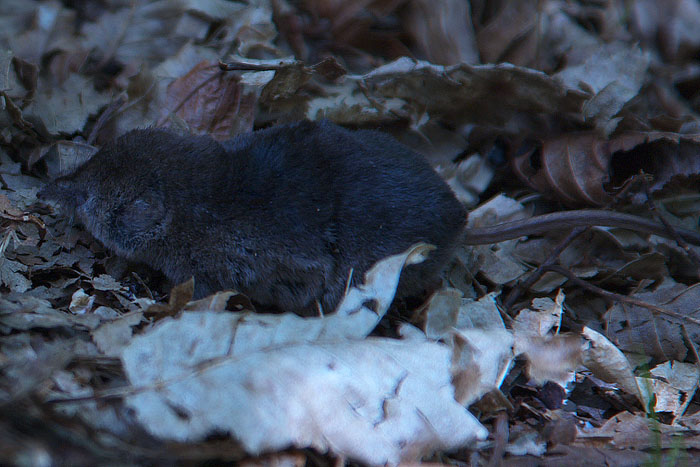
[455, 292, 505, 330]
[647, 361, 700, 418]
[0, 293, 101, 331]
[146, 278, 195, 319]
[423, 287, 462, 340]
[555, 44, 648, 134]
[517, 334, 582, 387]
[0, 257, 30, 293]
[91, 274, 123, 292]
[91, 312, 143, 356]
[69, 289, 94, 315]
[512, 291, 564, 337]
[466, 195, 529, 284]
[31, 140, 97, 178]
[451, 328, 514, 406]
[581, 326, 649, 408]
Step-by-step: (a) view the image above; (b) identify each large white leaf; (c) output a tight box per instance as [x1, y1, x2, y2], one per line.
[121, 245, 487, 465]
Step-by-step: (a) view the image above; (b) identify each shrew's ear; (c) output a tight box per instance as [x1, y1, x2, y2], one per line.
[37, 178, 88, 209]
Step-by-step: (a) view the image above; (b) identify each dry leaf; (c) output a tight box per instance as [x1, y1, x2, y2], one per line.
[122, 326, 487, 465]
[120, 245, 486, 464]
[403, 0, 478, 65]
[159, 60, 257, 139]
[581, 326, 649, 408]
[451, 328, 514, 406]
[604, 279, 700, 362]
[24, 73, 110, 134]
[555, 44, 648, 134]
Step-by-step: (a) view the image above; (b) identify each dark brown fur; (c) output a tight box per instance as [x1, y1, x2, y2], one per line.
[39, 121, 466, 315]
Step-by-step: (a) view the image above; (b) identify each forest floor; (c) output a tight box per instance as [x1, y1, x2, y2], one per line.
[2, 1, 700, 465]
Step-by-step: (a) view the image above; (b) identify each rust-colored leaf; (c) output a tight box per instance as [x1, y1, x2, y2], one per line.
[511, 132, 656, 206]
[158, 60, 256, 140]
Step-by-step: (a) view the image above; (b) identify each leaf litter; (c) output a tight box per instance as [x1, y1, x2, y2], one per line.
[3, 0, 700, 465]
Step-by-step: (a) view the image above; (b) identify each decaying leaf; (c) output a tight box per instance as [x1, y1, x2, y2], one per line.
[512, 131, 700, 206]
[91, 311, 142, 356]
[647, 361, 700, 419]
[145, 278, 195, 318]
[554, 44, 648, 134]
[69, 289, 95, 315]
[0, 292, 101, 331]
[354, 57, 588, 128]
[0, 257, 30, 293]
[403, 0, 478, 65]
[512, 292, 564, 337]
[121, 246, 487, 465]
[604, 279, 700, 362]
[123, 329, 487, 465]
[465, 195, 530, 284]
[451, 328, 514, 407]
[158, 60, 257, 140]
[513, 292, 581, 387]
[581, 326, 650, 408]
[24, 73, 111, 134]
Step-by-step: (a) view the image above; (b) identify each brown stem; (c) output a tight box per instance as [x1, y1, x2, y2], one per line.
[641, 172, 700, 266]
[542, 264, 700, 326]
[502, 226, 588, 310]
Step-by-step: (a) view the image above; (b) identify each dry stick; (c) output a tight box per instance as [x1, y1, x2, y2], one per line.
[87, 97, 126, 145]
[465, 263, 488, 297]
[542, 264, 700, 326]
[641, 172, 700, 266]
[486, 411, 509, 467]
[218, 59, 290, 71]
[85, 81, 158, 143]
[502, 226, 588, 311]
[131, 271, 154, 300]
[681, 324, 700, 368]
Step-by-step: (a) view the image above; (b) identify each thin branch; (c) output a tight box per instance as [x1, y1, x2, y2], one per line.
[503, 226, 588, 310]
[641, 171, 700, 266]
[218, 59, 290, 72]
[542, 264, 700, 326]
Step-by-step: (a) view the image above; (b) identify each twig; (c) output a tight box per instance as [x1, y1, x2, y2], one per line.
[486, 411, 509, 467]
[87, 96, 126, 145]
[502, 226, 588, 310]
[542, 264, 700, 326]
[681, 324, 700, 368]
[218, 59, 290, 72]
[641, 171, 700, 266]
[131, 271, 154, 300]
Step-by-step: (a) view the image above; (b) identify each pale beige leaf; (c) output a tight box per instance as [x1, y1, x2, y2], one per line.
[451, 328, 514, 406]
[512, 291, 564, 337]
[647, 361, 700, 418]
[516, 334, 582, 386]
[582, 326, 649, 407]
[121, 315, 487, 465]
